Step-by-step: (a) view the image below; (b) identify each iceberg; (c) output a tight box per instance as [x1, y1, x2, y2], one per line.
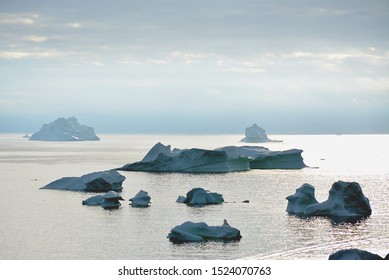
[240, 124, 281, 143]
[129, 190, 151, 207]
[286, 183, 318, 215]
[41, 170, 125, 192]
[217, 146, 306, 169]
[118, 143, 306, 173]
[303, 181, 372, 219]
[177, 188, 224, 206]
[167, 220, 242, 243]
[29, 117, 100, 141]
[82, 191, 124, 209]
[329, 249, 388, 260]
[22, 133, 30, 139]
[119, 143, 250, 173]
[82, 194, 105, 206]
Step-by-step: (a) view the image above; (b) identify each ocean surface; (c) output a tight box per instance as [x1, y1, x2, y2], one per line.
[0, 134, 388, 260]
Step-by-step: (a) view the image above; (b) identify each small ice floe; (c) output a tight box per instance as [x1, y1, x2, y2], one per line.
[82, 191, 124, 210]
[176, 187, 224, 206]
[329, 249, 388, 260]
[129, 190, 151, 207]
[167, 219, 242, 243]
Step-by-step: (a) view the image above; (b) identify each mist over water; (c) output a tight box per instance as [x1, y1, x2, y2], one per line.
[0, 134, 388, 259]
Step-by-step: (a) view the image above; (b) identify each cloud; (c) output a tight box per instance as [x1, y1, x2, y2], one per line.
[0, 51, 30, 59]
[0, 50, 64, 59]
[146, 59, 167, 65]
[67, 22, 81, 28]
[25, 35, 47, 43]
[91, 61, 105, 66]
[0, 13, 37, 25]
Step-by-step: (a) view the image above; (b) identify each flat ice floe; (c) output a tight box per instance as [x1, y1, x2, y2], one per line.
[41, 170, 125, 192]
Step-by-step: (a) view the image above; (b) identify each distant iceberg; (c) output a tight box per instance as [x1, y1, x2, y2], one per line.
[167, 220, 242, 243]
[41, 170, 125, 192]
[286, 181, 372, 222]
[118, 142, 306, 173]
[22, 133, 30, 139]
[240, 124, 281, 143]
[176, 187, 224, 206]
[29, 117, 100, 141]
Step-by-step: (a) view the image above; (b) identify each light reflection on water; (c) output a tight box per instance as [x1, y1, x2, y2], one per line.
[0, 134, 388, 259]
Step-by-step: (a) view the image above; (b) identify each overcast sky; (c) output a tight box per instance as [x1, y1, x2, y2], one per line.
[1, 0, 388, 133]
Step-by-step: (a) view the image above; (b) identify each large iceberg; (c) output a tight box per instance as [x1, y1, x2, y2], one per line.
[129, 190, 151, 207]
[217, 146, 306, 169]
[329, 249, 388, 260]
[29, 117, 100, 141]
[240, 124, 281, 143]
[119, 142, 250, 173]
[82, 191, 124, 209]
[41, 170, 125, 192]
[167, 220, 242, 243]
[118, 142, 306, 173]
[286, 181, 372, 221]
[177, 188, 224, 206]
[303, 181, 372, 219]
[286, 183, 318, 215]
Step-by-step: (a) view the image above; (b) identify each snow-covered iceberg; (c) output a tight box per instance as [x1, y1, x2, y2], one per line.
[29, 117, 100, 141]
[82, 191, 124, 209]
[303, 181, 372, 219]
[286, 183, 318, 215]
[240, 124, 281, 143]
[329, 249, 388, 260]
[119, 142, 250, 173]
[129, 190, 151, 207]
[167, 220, 242, 243]
[118, 142, 306, 173]
[217, 146, 306, 169]
[41, 170, 125, 192]
[177, 188, 224, 206]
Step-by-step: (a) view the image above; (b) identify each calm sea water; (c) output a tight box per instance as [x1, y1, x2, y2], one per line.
[0, 134, 388, 260]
